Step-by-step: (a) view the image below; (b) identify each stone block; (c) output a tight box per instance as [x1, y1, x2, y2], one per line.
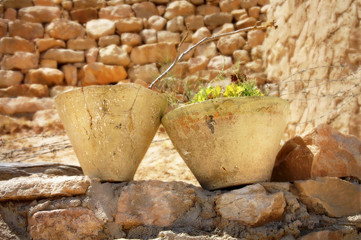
[4, 8, 17, 21]
[166, 16, 185, 32]
[120, 33, 142, 46]
[25, 68, 64, 86]
[204, 12, 233, 29]
[194, 42, 217, 59]
[40, 59, 57, 68]
[132, 2, 158, 19]
[81, 62, 127, 86]
[240, 0, 258, 9]
[0, 37, 35, 54]
[0, 20, 8, 38]
[67, 39, 97, 50]
[140, 29, 157, 44]
[220, 0, 242, 12]
[42, 49, 84, 63]
[86, 19, 115, 39]
[0, 70, 23, 88]
[164, 1, 195, 19]
[115, 17, 143, 33]
[157, 31, 180, 44]
[98, 5, 134, 20]
[98, 44, 130, 66]
[207, 55, 233, 70]
[236, 17, 257, 29]
[0, 84, 49, 98]
[128, 63, 159, 83]
[98, 35, 120, 47]
[217, 34, 246, 55]
[9, 20, 44, 40]
[70, 7, 98, 24]
[46, 19, 85, 40]
[35, 38, 65, 52]
[3, 0, 33, 8]
[18, 6, 61, 23]
[185, 15, 204, 31]
[233, 49, 250, 64]
[62, 64, 78, 86]
[1, 52, 39, 70]
[247, 30, 265, 47]
[196, 4, 220, 16]
[148, 15, 167, 30]
[130, 43, 177, 65]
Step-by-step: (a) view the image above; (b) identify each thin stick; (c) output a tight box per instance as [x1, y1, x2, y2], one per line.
[148, 21, 275, 89]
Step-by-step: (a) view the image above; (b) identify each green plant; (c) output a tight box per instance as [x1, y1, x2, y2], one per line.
[188, 73, 264, 104]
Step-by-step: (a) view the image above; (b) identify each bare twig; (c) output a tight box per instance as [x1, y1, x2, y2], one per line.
[149, 21, 275, 89]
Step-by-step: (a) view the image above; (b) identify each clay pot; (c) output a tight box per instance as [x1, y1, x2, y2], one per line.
[55, 83, 168, 181]
[162, 96, 289, 190]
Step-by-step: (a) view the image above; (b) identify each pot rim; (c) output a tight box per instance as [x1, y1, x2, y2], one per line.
[163, 96, 289, 120]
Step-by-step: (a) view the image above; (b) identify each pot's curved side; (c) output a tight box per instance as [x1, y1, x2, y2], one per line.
[55, 83, 168, 181]
[162, 97, 289, 190]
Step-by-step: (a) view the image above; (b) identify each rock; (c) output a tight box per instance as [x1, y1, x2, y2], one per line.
[157, 31, 180, 44]
[148, 15, 167, 30]
[140, 29, 157, 44]
[248, 6, 261, 19]
[72, 0, 98, 9]
[220, 0, 242, 12]
[0, 84, 49, 98]
[240, 0, 258, 9]
[25, 68, 64, 86]
[204, 12, 233, 29]
[132, 2, 158, 19]
[271, 136, 314, 182]
[247, 30, 266, 47]
[0, 37, 35, 54]
[86, 47, 98, 64]
[235, 17, 257, 29]
[70, 7, 98, 24]
[130, 43, 177, 65]
[192, 27, 211, 44]
[18, 6, 61, 23]
[196, 4, 220, 16]
[86, 19, 115, 39]
[245, 60, 263, 72]
[35, 38, 65, 52]
[0, 70, 23, 88]
[216, 184, 286, 226]
[178, 42, 194, 61]
[0, 174, 90, 201]
[98, 5, 134, 20]
[62, 64, 78, 86]
[99, 35, 120, 47]
[188, 56, 209, 74]
[1, 52, 39, 70]
[217, 34, 246, 55]
[115, 17, 143, 33]
[42, 49, 84, 63]
[299, 230, 344, 240]
[98, 44, 130, 66]
[258, 0, 270, 6]
[40, 59, 57, 68]
[28, 207, 103, 240]
[0, 20, 8, 38]
[212, 23, 235, 36]
[166, 16, 185, 32]
[207, 55, 233, 71]
[46, 19, 85, 40]
[115, 181, 196, 229]
[128, 63, 159, 83]
[120, 33, 142, 46]
[9, 20, 44, 40]
[194, 42, 217, 59]
[233, 49, 250, 64]
[164, 1, 195, 19]
[49, 85, 77, 97]
[184, 15, 204, 31]
[0, 96, 55, 115]
[232, 9, 248, 21]
[3, 0, 33, 8]
[294, 177, 361, 217]
[250, 45, 264, 60]
[81, 62, 127, 86]
[67, 39, 97, 50]
[304, 124, 361, 179]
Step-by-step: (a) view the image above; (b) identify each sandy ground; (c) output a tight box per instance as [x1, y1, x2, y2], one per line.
[0, 125, 200, 186]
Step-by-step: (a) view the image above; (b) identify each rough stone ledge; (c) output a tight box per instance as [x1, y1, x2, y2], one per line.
[0, 166, 360, 240]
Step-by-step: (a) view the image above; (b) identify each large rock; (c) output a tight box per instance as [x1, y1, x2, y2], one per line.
[70, 7, 98, 24]
[3, 0, 33, 8]
[157, 31, 180, 44]
[185, 15, 204, 30]
[120, 33, 142, 46]
[215, 184, 286, 226]
[164, 1, 195, 19]
[148, 15, 167, 30]
[207, 55, 233, 71]
[0, 84, 49, 98]
[271, 136, 314, 182]
[233, 49, 250, 64]
[132, 2, 158, 19]
[86, 19, 115, 39]
[98, 44, 130, 66]
[28, 207, 103, 240]
[140, 29, 157, 44]
[81, 62, 127, 86]
[98, 5, 134, 20]
[61, 64, 77, 86]
[304, 124, 361, 179]
[115, 17, 143, 33]
[72, 0, 99, 9]
[192, 27, 211, 43]
[166, 16, 185, 32]
[99, 35, 120, 47]
[0, 175, 90, 201]
[42, 49, 84, 63]
[1, 52, 39, 70]
[35, 38, 65, 52]
[188, 56, 209, 74]
[18, 6, 61, 23]
[235, 17, 257, 29]
[220, 0, 242, 12]
[0, 20, 8, 38]
[0, 97, 54, 115]
[25, 68, 64, 86]
[115, 181, 196, 229]
[196, 4, 220, 16]
[217, 34, 246, 55]
[247, 30, 266, 47]
[194, 42, 217, 59]
[240, 0, 258, 9]
[9, 20, 44, 40]
[0, 37, 35, 54]
[67, 39, 97, 50]
[128, 63, 159, 83]
[0, 70, 23, 88]
[130, 43, 177, 65]
[204, 12, 233, 29]
[46, 19, 85, 40]
[294, 177, 361, 217]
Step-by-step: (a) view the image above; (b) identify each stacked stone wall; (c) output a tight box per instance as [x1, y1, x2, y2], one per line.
[0, 0, 270, 97]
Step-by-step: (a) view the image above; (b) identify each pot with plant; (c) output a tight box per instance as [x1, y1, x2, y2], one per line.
[150, 22, 289, 190]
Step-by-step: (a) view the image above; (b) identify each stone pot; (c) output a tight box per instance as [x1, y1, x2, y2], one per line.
[162, 97, 289, 190]
[55, 83, 168, 181]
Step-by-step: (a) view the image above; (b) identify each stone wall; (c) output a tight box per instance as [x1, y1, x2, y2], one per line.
[0, 0, 269, 95]
[263, 0, 361, 139]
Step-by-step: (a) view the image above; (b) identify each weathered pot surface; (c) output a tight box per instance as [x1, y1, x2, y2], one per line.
[162, 96, 289, 190]
[55, 83, 168, 181]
